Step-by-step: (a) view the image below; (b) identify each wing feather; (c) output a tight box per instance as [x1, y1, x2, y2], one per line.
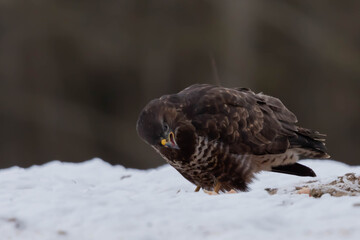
[181, 84, 297, 155]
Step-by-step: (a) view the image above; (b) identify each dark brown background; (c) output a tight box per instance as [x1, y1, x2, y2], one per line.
[0, 0, 359, 169]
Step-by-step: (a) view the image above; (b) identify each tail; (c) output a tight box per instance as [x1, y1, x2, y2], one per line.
[271, 163, 316, 177]
[289, 127, 330, 159]
[269, 127, 328, 177]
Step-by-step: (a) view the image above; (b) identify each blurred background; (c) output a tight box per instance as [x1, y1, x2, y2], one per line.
[0, 0, 359, 169]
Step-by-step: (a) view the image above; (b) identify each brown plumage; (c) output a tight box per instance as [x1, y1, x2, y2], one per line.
[136, 84, 330, 193]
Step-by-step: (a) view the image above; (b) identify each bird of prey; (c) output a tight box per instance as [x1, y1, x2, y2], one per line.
[136, 84, 329, 193]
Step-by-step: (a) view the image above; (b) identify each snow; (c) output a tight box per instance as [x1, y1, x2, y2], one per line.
[0, 159, 359, 240]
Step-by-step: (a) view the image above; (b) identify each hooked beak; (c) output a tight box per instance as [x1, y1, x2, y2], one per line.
[161, 132, 180, 149]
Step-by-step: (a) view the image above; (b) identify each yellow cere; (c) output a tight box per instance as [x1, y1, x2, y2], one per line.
[161, 139, 167, 146]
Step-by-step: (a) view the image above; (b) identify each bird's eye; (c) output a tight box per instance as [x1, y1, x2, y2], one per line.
[163, 123, 169, 132]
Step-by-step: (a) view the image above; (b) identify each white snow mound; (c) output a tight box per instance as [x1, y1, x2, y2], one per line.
[0, 159, 360, 240]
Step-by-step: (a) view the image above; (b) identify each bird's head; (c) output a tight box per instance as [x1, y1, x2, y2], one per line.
[136, 98, 181, 150]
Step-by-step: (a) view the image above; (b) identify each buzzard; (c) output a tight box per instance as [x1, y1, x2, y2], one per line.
[136, 84, 329, 193]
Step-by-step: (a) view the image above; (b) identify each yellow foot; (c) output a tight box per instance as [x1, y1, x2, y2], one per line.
[203, 189, 219, 195]
[203, 182, 222, 195]
[203, 189, 237, 195]
[227, 189, 237, 194]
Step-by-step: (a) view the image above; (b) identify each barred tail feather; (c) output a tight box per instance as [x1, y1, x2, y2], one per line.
[290, 127, 330, 159]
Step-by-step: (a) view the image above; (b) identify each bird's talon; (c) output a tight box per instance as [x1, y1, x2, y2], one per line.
[227, 189, 237, 194]
[203, 189, 219, 195]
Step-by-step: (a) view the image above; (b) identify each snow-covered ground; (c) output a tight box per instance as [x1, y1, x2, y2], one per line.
[0, 159, 359, 240]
